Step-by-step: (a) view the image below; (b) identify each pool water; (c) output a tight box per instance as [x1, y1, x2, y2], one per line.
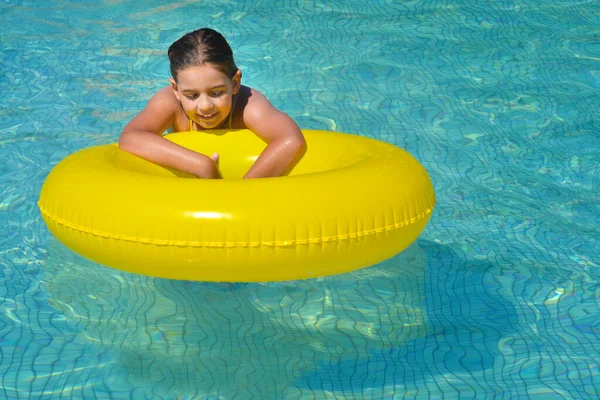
[1, 0, 599, 398]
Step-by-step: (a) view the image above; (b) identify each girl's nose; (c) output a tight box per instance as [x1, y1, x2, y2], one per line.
[197, 95, 214, 113]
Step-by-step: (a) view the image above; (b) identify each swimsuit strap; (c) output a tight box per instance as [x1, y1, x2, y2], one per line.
[228, 94, 238, 129]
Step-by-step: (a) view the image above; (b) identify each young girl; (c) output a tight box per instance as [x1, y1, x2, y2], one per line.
[119, 28, 306, 179]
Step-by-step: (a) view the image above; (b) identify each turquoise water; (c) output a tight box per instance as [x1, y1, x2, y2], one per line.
[1, 0, 599, 398]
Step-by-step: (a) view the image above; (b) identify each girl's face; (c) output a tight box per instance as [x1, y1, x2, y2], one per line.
[170, 65, 241, 129]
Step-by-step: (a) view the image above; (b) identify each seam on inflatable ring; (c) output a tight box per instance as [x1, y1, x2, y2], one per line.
[39, 203, 434, 248]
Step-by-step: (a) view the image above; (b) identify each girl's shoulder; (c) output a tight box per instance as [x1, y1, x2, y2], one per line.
[237, 86, 277, 121]
[151, 86, 189, 132]
[241, 85, 268, 104]
[153, 86, 179, 106]
[144, 86, 180, 115]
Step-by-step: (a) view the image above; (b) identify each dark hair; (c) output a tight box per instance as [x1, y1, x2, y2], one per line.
[167, 28, 239, 81]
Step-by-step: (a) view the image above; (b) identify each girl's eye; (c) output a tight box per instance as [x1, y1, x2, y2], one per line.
[185, 94, 198, 100]
[211, 91, 224, 97]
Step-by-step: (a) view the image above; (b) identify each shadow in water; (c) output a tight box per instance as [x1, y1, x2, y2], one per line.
[298, 239, 521, 396]
[42, 237, 517, 397]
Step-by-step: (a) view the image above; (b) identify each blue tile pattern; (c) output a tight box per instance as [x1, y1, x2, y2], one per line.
[1, 0, 599, 398]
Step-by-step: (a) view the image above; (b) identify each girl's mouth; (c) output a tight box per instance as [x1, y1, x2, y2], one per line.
[197, 112, 217, 120]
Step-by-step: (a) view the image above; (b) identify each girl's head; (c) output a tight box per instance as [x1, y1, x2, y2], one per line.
[168, 28, 242, 129]
[168, 28, 239, 81]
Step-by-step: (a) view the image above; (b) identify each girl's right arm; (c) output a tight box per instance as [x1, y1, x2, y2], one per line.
[118, 87, 220, 179]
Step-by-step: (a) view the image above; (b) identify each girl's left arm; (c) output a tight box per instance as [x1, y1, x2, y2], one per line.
[243, 91, 307, 179]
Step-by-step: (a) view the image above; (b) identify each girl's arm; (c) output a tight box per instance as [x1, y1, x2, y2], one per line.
[242, 90, 307, 179]
[119, 87, 220, 179]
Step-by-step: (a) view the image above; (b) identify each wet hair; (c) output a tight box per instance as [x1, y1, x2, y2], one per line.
[167, 28, 239, 81]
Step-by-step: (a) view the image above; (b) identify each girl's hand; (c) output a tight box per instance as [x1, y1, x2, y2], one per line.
[186, 153, 221, 179]
[205, 153, 221, 179]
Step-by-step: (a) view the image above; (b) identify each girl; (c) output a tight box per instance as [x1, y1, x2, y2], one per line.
[119, 28, 306, 179]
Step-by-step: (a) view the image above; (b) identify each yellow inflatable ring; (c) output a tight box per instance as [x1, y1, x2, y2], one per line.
[38, 129, 435, 282]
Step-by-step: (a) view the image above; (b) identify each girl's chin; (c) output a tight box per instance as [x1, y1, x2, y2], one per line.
[194, 118, 226, 129]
